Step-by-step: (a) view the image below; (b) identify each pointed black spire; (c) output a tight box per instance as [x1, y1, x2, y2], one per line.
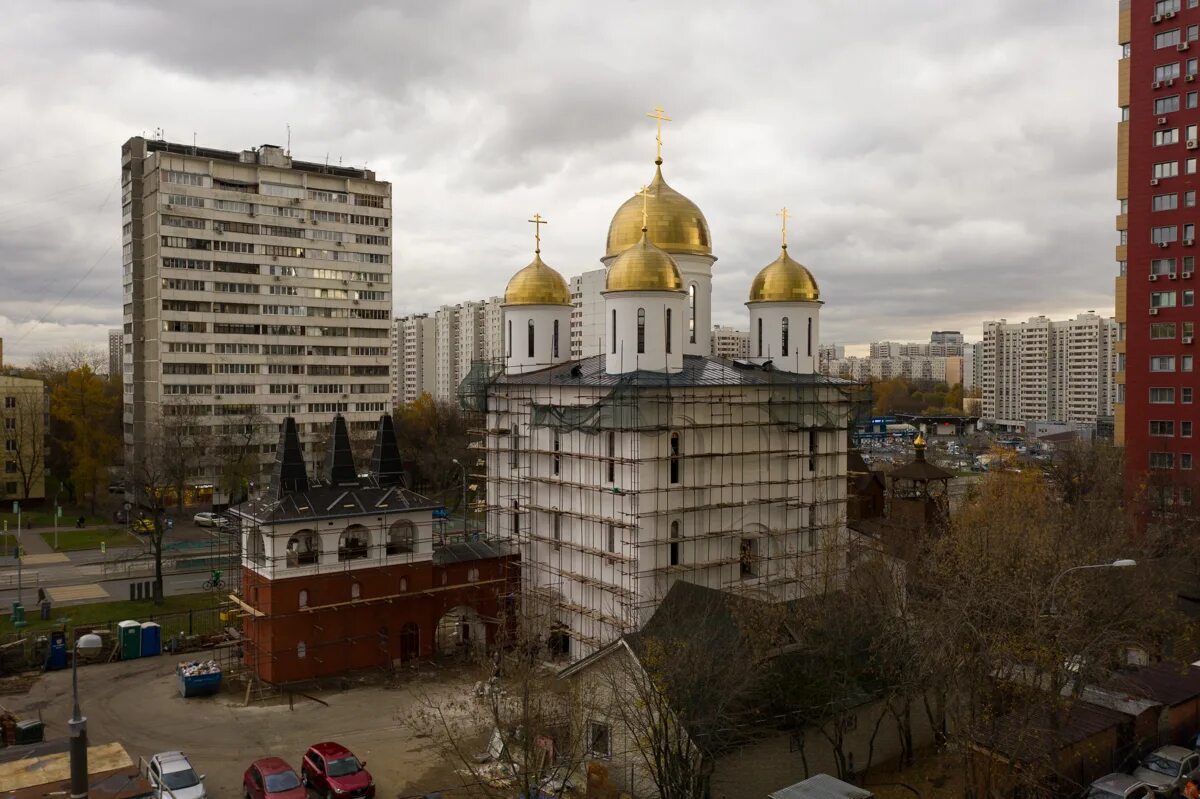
[322, 414, 360, 487]
[273, 416, 309, 497]
[370, 414, 405, 487]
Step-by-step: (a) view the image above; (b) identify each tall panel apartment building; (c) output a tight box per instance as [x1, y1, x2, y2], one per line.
[569, 269, 607, 359]
[433, 298, 503, 401]
[710, 324, 750, 359]
[392, 314, 436, 406]
[121, 138, 392, 503]
[1117, 0, 1200, 487]
[980, 314, 1117, 427]
[108, 328, 123, 377]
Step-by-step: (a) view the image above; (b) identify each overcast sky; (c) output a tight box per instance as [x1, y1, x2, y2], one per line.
[0, 0, 1117, 363]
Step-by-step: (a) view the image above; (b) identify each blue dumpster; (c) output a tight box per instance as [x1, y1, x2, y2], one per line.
[177, 661, 222, 698]
[140, 622, 161, 657]
[45, 631, 67, 671]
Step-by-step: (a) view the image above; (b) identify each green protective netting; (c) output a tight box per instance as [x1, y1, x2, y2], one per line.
[531, 383, 671, 433]
[457, 360, 505, 412]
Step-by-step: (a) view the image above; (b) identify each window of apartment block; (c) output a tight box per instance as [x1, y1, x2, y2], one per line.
[1156, 30, 1182, 50]
[1184, 454, 1194, 470]
[1152, 322, 1178, 339]
[1183, 421, 1194, 437]
[1153, 226, 1179, 244]
[1157, 0, 1182, 14]
[1155, 129, 1180, 147]
[1185, 387, 1195, 403]
[1151, 452, 1176, 469]
[1155, 162, 1181, 181]
[1151, 387, 1176, 404]
[1151, 421, 1176, 436]
[1152, 291, 1178, 308]
[1157, 96, 1182, 114]
[1152, 356, 1177, 372]
[1185, 290, 1196, 306]
[1185, 355, 1195, 372]
[1154, 193, 1179, 211]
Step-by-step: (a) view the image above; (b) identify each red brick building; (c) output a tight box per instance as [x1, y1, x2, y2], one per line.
[230, 415, 518, 685]
[1117, 0, 1200, 504]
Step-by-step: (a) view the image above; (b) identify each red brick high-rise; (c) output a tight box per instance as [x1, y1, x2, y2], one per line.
[1118, 0, 1200, 503]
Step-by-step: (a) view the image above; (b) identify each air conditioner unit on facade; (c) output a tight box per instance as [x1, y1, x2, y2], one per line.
[1189, 140, 1199, 149]
[1151, 308, 1160, 315]
[1154, 81, 1164, 89]
[1154, 13, 1164, 22]
[1159, 241, 1171, 247]
[1186, 239, 1195, 246]
[1180, 42, 1191, 51]
[1168, 78, 1177, 86]
[1185, 336, 1195, 344]
[1167, 10, 1178, 18]
[292, 197, 301, 204]
[1171, 272, 1181, 278]
[1185, 271, 1195, 277]
[1152, 178, 1162, 186]
[1190, 75, 1197, 82]
[1158, 116, 1170, 124]
[1151, 273, 1160, 281]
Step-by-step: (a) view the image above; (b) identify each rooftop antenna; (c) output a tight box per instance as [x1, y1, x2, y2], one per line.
[192, 132, 197, 155]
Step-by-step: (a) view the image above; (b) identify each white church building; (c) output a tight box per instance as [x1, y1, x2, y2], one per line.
[463, 130, 862, 662]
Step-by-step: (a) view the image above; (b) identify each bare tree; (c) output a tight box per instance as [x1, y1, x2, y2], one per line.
[207, 407, 271, 506]
[410, 603, 594, 799]
[128, 430, 182, 604]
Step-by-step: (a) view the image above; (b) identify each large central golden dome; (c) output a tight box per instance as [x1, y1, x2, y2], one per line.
[748, 246, 820, 303]
[606, 162, 711, 258]
[606, 230, 684, 292]
[504, 253, 571, 306]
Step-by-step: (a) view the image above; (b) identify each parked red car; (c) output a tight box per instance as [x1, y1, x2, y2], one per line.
[243, 757, 305, 799]
[300, 742, 374, 799]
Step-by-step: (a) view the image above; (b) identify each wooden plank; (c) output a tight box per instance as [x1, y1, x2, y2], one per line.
[227, 592, 264, 617]
[0, 742, 131, 791]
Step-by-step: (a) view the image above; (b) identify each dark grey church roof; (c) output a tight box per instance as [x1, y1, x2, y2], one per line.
[496, 354, 856, 389]
[232, 482, 439, 526]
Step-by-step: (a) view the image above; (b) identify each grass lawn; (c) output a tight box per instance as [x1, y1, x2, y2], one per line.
[0, 509, 110, 530]
[40, 527, 140, 552]
[7, 592, 226, 636]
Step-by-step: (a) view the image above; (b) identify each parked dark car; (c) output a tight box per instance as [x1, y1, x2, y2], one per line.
[243, 757, 305, 799]
[300, 742, 374, 799]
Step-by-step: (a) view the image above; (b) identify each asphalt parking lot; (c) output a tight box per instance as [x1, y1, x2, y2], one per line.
[4, 654, 476, 798]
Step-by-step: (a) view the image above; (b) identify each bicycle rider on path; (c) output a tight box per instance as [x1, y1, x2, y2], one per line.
[206, 568, 222, 589]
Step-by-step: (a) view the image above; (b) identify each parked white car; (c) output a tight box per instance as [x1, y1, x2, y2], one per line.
[1132, 745, 1200, 796]
[193, 512, 228, 528]
[146, 751, 207, 799]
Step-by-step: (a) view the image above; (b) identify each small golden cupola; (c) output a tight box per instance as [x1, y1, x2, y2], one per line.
[747, 247, 820, 303]
[504, 213, 571, 306]
[606, 185, 685, 293]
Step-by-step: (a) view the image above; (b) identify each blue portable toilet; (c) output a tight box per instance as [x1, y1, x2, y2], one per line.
[140, 622, 162, 657]
[45, 631, 67, 671]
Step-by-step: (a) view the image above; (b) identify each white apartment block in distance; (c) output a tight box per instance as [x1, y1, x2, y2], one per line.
[108, 328, 123, 377]
[710, 324, 750, 359]
[433, 298, 504, 402]
[980, 313, 1117, 428]
[392, 314, 436, 406]
[824, 355, 950, 383]
[121, 137, 392, 504]
[570, 268, 607, 359]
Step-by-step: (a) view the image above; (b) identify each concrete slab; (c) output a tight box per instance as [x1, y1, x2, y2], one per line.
[47, 583, 111, 602]
[21, 553, 69, 566]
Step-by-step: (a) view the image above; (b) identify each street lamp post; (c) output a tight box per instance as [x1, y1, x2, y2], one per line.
[1047, 559, 1138, 615]
[69, 632, 103, 799]
[451, 458, 468, 533]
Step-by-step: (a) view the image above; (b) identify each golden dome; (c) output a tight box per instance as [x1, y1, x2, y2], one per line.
[606, 163, 711, 258]
[504, 253, 571, 306]
[747, 246, 820, 303]
[914, 432, 926, 448]
[606, 230, 684, 292]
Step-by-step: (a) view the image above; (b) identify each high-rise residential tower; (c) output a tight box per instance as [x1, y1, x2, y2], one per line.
[1117, 1, 1200, 490]
[121, 137, 392, 504]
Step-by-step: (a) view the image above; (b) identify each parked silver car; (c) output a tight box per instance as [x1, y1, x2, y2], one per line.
[1132, 745, 1200, 796]
[1086, 772, 1154, 798]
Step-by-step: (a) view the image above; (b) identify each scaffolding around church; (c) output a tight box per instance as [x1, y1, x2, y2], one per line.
[461, 355, 872, 657]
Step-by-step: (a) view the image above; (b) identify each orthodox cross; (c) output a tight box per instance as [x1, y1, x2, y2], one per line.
[528, 213, 548, 254]
[777, 206, 790, 248]
[637, 184, 654, 230]
[646, 105, 672, 162]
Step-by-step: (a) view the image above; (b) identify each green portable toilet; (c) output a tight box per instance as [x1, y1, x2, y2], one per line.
[117, 620, 141, 660]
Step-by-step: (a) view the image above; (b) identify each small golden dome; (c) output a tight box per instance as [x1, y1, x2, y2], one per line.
[504, 254, 571, 306]
[606, 231, 684, 292]
[747, 246, 820, 303]
[606, 163, 711, 258]
[914, 432, 926, 448]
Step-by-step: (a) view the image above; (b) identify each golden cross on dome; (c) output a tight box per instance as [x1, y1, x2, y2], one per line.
[637, 184, 655, 231]
[646, 105, 672, 162]
[777, 207, 790, 248]
[528, 213, 548, 254]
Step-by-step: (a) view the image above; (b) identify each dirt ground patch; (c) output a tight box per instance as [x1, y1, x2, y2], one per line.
[1, 654, 485, 798]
